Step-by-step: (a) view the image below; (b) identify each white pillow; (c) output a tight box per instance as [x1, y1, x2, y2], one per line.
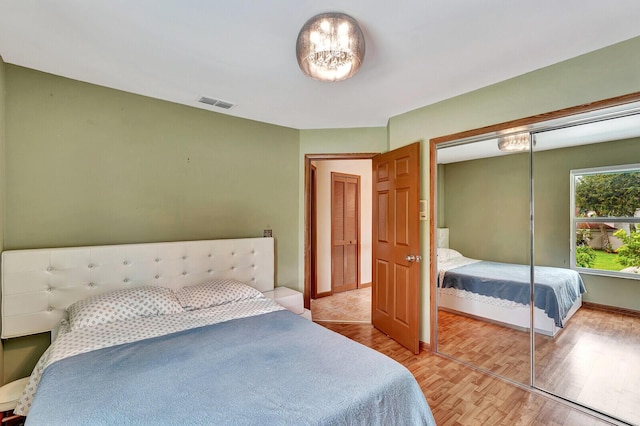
[67, 286, 183, 331]
[174, 279, 265, 311]
[437, 248, 463, 262]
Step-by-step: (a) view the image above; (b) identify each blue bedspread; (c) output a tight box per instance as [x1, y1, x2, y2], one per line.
[441, 261, 585, 327]
[26, 310, 435, 426]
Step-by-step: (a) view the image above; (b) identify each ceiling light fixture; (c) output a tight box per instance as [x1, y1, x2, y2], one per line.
[497, 131, 534, 152]
[296, 12, 365, 82]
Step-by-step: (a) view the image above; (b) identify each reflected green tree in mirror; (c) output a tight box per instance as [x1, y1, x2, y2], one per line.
[575, 171, 640, 217]
[575, 171, 640, 252]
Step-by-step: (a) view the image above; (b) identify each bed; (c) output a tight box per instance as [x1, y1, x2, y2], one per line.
[2, 237, 435, 425]
[436, 231, 585, 337]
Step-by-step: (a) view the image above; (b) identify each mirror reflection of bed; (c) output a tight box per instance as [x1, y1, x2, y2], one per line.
[436, 234, 584, 384]
[437, 243, 584, 338]
[433, 103, 640, 425]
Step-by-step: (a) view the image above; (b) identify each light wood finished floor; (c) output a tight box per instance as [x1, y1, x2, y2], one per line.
[439, 308, 640, 425]
[311, 286, 371, 323]
[535, 307, 640, 424]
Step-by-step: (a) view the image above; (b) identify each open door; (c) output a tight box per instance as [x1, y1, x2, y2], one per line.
[372, 142, 421, 354]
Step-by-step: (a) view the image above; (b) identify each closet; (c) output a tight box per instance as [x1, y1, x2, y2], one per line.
[431, 95, 640, 425]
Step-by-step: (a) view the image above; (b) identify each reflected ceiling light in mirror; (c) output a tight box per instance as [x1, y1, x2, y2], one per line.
[296, 13, 365, 82]
[497, 131, 534, 152]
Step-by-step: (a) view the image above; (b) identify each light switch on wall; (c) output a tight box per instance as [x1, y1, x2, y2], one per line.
[420, 200, 428, 221]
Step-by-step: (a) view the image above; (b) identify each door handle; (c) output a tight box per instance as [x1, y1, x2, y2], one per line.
[405, 255, 422, 263]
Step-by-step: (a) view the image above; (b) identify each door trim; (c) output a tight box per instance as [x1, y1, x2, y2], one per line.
[310, 164, 318, 299]
[304, 153, 378, 309]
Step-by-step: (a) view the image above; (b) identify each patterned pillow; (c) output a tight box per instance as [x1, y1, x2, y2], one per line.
[68, 286, 184, 331]
[437, 248, 463, 263]
[174, 279, 264, 311]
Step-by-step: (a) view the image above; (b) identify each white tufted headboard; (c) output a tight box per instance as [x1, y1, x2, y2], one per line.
[1, 237, 275, 339]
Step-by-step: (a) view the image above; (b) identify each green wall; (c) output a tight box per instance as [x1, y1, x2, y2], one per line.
[299, 127, 388, 154]
[2, 65, 301, 381]
[388, 36, 640, 342]
[0, 55, 6, 384]
[5, 66, 299, 257]
[0, 56, 5, 251]
[443, 153, 531, 264]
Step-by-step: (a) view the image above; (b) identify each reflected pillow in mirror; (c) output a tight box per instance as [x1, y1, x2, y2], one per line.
[437, 248, 463, 263]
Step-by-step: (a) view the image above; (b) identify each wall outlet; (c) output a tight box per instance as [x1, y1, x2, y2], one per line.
[263, 229, 272, 237]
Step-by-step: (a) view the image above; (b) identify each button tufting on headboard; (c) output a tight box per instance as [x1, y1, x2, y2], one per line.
[1, 237, 275, 339]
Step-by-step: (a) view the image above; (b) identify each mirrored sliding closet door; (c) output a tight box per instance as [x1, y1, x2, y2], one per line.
[434, 135, 532, 386]
[532, 112, 640, 425]
[433, 97, 640, 426]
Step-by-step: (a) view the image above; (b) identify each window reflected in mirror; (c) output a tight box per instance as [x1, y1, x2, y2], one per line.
[571, 164, 640, 278]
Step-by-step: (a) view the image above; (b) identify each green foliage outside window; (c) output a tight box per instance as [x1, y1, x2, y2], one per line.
[573, 167, 640, 273]
[575, 228, 596, 268]
[575, 245, 596, 268]
[613, 228, 640, 268]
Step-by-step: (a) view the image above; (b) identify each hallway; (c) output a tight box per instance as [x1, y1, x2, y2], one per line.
[311, 287, 371, 323]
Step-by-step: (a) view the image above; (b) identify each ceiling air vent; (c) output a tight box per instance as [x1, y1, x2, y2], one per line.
[198, 96, 236, 110]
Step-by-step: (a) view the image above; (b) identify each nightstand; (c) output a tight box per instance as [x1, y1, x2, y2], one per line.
[263, 287, 312, 320]
[0, 377, 28, 426]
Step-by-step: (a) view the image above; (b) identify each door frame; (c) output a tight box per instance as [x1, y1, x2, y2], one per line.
[304, 153, 378, 309]
[310, 164, 318, 299]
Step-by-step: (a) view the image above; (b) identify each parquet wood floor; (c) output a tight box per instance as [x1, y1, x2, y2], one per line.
[535, 307, 640, 425]
[438, 310, 531, 385]
[321, 322, 619, 426]
[311, 287, 371, 323]
[439, 308, 640, 425]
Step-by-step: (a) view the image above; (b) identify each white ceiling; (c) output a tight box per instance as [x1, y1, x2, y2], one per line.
[1, 1, 640, 130]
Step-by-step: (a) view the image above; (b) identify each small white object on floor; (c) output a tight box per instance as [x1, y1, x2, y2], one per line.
[0, 377, 29, 412]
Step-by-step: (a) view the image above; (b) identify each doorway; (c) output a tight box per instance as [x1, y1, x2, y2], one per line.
[306, 156, 374, 323]
[304, 142, 422, 356]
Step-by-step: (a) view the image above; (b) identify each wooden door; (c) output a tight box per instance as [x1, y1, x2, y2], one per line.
[331, 173, 360, 294]
[372, 142, 421, 354]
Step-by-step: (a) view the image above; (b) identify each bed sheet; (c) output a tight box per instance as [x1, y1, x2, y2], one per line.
[24, 308, 435, 425]
[17, 298, 285, 416]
